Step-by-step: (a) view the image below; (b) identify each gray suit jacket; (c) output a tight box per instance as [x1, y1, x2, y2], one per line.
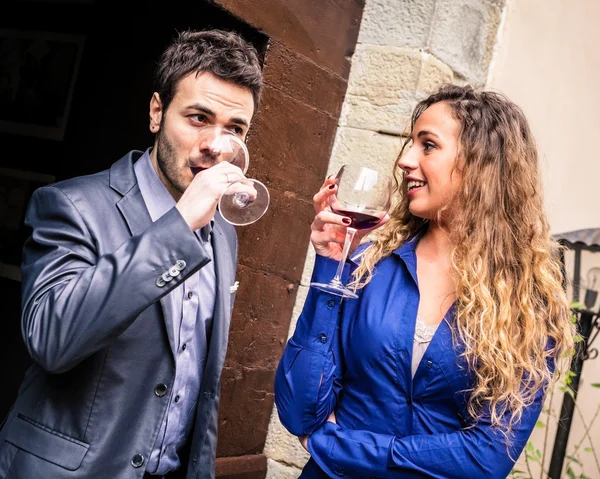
[0, 151, 238, 478]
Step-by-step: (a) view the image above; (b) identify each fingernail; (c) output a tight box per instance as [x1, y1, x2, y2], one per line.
[342, 217, 351, 225]
[328, 184, 335, 190]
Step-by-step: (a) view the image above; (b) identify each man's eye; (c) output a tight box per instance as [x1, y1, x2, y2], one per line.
[192, 114, 207, 123]
[229, 126, 244, 135]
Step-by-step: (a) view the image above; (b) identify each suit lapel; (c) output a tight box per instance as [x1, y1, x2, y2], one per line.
[111, 152, 177, 355]
[202, 214, 234, 389]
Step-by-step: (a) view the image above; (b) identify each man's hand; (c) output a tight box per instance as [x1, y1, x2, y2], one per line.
[176, 162, 244, 231]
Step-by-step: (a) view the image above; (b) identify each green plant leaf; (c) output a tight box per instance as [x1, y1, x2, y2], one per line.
[591, 383, 600, 389]
[535, 420, 546, 428]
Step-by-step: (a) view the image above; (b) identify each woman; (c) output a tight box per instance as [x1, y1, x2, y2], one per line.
[274, 84, 575, 478]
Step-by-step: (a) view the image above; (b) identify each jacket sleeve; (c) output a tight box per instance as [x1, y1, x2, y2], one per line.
[307, 383, 546, 479]
[20, 185, 211, 374]
[274, 254, 350, 436]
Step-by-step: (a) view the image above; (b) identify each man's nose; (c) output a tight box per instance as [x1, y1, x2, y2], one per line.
[199, 127, 225, 156]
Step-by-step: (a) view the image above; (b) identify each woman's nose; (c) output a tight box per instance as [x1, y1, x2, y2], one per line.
[397, 147, 417, 172]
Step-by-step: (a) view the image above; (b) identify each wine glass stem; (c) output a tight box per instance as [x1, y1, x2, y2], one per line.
[332, 227, 357, 286]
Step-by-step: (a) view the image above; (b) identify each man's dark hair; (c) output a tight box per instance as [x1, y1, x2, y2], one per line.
[153, 29, 263, 113]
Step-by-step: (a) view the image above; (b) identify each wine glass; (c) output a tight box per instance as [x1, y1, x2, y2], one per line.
[310, 164, 393, 299]
[187, 125, 270, 226]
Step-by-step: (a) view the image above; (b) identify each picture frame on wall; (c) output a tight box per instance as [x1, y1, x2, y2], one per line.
[0, 167, 56, 281]
[0, 29, 85, 141]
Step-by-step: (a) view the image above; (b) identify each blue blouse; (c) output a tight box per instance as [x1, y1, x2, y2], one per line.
[274, 237, 545, 479]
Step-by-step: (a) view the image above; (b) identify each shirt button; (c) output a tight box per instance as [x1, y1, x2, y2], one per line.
[131, 454, 144, 468]
[318, 334, 327, 344]
[326, 299, 336, 308]
[182, 343, 187, 351]
[187, 291, 193, 299]
[154, 383, 168, 397]
[174, 395, 180, 403]
[427, 360, 433, 368]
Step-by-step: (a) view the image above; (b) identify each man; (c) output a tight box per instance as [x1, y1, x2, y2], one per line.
[0, 29, 263, 479]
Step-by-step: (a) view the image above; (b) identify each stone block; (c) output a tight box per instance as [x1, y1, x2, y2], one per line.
[237, 186, 313, 282]
[246, 85, 338, 203]
[340, 91, 416, 135]
[347, 44, 422, 98]
[327, 127, 403, 178]
[226, 264, 298, 370]
[266, 459, 302, 479]
[263, 41, 348, 117]
[214, 0, 364, 78]
[417, 52, 455, 95]
[217, 366, 276, 457]
[358, 0, 436, 49]
[429, 0, 503, 84]
[264, 406, 310, 469]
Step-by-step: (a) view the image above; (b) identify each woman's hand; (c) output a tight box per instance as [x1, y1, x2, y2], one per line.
[311, 177, 390, 260]
[298, 412, 337, 452]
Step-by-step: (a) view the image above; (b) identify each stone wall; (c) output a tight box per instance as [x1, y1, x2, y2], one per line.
[264, 0, 507, 476]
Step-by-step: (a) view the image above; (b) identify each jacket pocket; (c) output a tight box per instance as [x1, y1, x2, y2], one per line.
[5, 414, 89, 471]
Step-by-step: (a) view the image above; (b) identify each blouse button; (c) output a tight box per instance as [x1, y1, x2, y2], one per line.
[318, 334, 328, 344]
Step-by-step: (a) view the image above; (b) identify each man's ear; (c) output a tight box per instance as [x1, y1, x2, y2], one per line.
[149, 92, 163, 133]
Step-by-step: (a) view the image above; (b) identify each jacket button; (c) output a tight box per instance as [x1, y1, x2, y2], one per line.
[334, 468, 345, 476]
[318, 334, 327, 344]
[154, 383, 168, 397]
[426, 360, 433, 368]
[156, 276, 166, 287]
[131, 454, 144, 468]
[175, 260, 187, 271]
[326, 299, 336, 308]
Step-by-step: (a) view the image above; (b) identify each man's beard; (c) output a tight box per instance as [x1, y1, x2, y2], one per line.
[156, 127, 187, 195]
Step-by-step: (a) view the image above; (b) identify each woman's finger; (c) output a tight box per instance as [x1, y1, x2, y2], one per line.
[313, 179, 338, 213]
[311, 229, 346, 246]
[311, 211, 351, 231]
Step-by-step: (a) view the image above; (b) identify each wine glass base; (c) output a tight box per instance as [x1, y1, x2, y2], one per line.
[310, 282, 359, 299]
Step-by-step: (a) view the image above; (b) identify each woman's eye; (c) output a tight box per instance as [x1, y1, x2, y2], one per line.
[423, 141, 436, 151]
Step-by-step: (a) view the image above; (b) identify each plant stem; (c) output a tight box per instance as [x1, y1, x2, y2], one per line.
[525, 451, 535, 479]
[540, 388, 554, 479]
[572, 402, 600, 473]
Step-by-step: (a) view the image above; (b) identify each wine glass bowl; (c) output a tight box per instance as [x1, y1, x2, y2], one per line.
[310, 164, 393, 299]
[187, 126, 269, 226]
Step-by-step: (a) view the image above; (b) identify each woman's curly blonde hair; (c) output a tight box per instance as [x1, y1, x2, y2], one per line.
[349, 84, 576, 439]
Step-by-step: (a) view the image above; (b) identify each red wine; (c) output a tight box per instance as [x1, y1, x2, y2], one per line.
[331, 207, 383, 230]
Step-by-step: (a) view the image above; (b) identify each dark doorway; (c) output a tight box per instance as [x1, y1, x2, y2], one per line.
[0, 0, 267, 423]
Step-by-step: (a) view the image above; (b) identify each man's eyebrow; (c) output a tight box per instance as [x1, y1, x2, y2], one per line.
[187, 104, 248, 128]
[229, 117, 249, 128]
[188, 104, 216, 117]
